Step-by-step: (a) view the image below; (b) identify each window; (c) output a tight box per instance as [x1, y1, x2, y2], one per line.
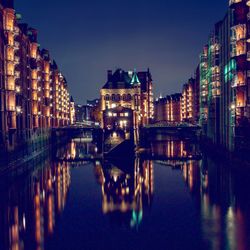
[116, 94, 121, 101]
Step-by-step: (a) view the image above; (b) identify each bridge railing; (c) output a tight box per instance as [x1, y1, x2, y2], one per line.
[145, 122, 201, 129]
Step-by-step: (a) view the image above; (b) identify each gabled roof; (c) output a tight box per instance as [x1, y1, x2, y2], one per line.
[131, 71, 140, 85]
[102, 68, 152, 90]
[102, 69, 133, 89]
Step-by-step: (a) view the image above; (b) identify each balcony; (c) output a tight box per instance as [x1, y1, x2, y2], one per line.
[231, 24, 246, 41]
[232, 82, 246, 88]
[231, 48, 246, 58]
[231, 73, 246, 88]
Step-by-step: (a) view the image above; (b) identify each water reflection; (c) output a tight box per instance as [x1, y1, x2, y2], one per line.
[151, 138, 200, 159]
[94, 159, 153, 229]
[1, 139, 250, 249]
[0, 161, 70, 250]
[56, 139, 101, 162]
[178, 156, 250, 250]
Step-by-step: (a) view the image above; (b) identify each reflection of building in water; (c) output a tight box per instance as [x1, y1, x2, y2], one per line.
[151, 139, 200, 159]
[9, 207, 23, 250]
[56, 140, 100, 161]
[180, 156, 250, 250]
[0, 161, 71, 250]
[95, 160, 154, 228]
[182, 160, 201, 193]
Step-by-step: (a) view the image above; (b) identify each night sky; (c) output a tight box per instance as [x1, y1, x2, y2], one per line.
[15, 0, 227, 104]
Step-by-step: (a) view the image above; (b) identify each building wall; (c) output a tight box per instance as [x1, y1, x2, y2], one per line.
[218, 11, 232, 150]
[0, 3, 72, 152]
[229, 0, 250, 152]
[181, 78, 199, 124]
[100, 69, 153, 129]
[154, 94, 182, 124]
[198, 1, 250, 151]
[154, 98, 167, 123]
[100, 88, 139, 112]
[0, 4, 5, 150]
[207, 24, 221, 144]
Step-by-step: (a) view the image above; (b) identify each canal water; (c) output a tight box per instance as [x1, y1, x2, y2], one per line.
[1, 138, 250, 250]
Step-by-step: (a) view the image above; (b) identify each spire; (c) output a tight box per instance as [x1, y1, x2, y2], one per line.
[131, 69, 140, 85]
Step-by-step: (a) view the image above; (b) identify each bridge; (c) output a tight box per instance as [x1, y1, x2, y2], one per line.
[55, 124, 102, 132]
[53, 125, 103, 141]
[55, 155, 103, 162]
[144, 122, 201, 130]
[141, 122, 201, 139]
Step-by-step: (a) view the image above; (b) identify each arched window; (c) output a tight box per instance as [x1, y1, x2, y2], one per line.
[116, 94, 121, 101]
[112, 94, 116, 101]
[127, 94, 132, 101]
[123, 94, 127, 101]
[105, 95, 110, 101]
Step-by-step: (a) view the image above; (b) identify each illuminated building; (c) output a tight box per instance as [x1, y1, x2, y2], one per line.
[154, 96, 169, 123]
[0, 1, 72, 153]
[199, 24, 222, 144]
[219, 12, 234, 151]
[103, 106, 133, 136]
[100, 68, 154, 129]
[154, 93, 182, 123]
[0, 2, 5, 150]
[181, 77, 200, 124]
[74, 99, 101, 125]
[69, 96, 75, 125]
[229, 0, 250, 152]
[197, 1, 250, 151]
[154, 76, 200, 125]
[200, 45, 209, 131]
[87, 98, 102, 124]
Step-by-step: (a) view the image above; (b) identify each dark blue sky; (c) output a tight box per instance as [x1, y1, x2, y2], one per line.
[16, 0, 227, 104]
